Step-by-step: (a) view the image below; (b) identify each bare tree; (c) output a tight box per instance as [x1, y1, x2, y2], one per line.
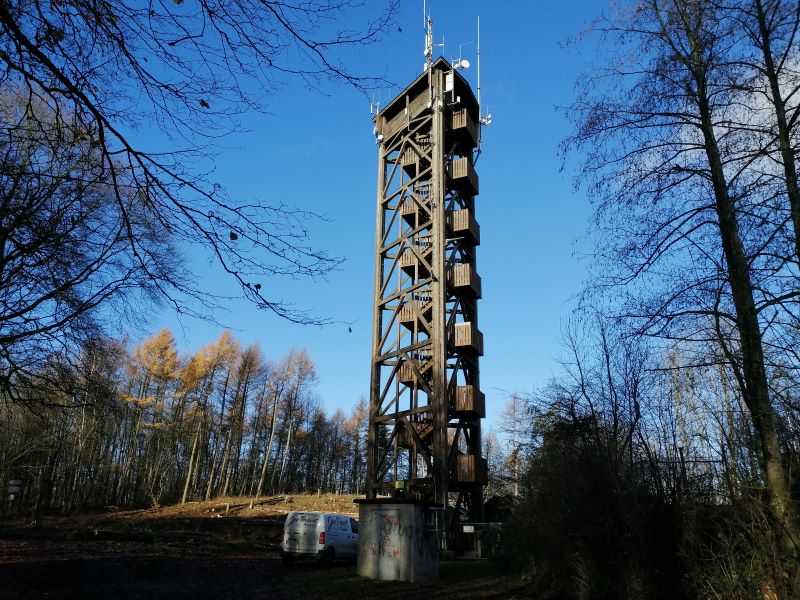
[0, 327, 373, 518]
[275, 350, 316, 493]
[726, 0, 800, 261]
[0, 0, 397, 403]
[564, 0, 798, 569]
[499, 395, 530, 497]
[0, 93, 179, 401]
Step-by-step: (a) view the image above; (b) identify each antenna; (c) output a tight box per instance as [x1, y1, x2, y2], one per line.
[453, 42, 472, 70]
[477, 16, 492, 129]
[477, 16, 481, 111]
[370, 93, 383, 144]
[370, 91, 381, 115]
[423, 2, 433, 71]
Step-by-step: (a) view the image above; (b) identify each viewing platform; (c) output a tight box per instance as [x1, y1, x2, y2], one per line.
[400, 134, 431, 176]
[448, 108, 478, 150]
[399, 299, 433, 330]
[447, 157, 478, 195]
[451, 322, 484, 356]
[398, 350, 432, 386]
[401, 196, 430, 228]
[455, 454, 488, 486]
[448, 263, 482, 298]
[454, 385, 485, 418]
[396, 420, 434, 448]
[447, 209, 480, 245]
[400, 236, 433, 277]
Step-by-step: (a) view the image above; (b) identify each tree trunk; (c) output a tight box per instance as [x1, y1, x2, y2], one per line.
[277, 421, 294, 494]
[180, 412, 202, 504]
[219, 375, 246, 498]
[251, 383, 282, 508]
[753, 0, 800, 261]
[695, 55, 799, 556]
[205, 373, 230, 500]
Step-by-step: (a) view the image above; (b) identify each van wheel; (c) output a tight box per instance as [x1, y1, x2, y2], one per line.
[321, 547, 335, 565]
[281, 555, 295, 566]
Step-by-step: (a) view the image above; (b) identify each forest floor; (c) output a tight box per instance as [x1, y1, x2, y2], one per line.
[0, 494, 525, 599]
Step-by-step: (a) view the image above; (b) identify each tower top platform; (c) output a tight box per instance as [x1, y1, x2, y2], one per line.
[377, 57, 479, 125]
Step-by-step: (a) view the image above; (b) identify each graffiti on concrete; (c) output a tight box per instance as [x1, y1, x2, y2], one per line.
[369, 511, 402, 559]
[366, 509, 437, 562]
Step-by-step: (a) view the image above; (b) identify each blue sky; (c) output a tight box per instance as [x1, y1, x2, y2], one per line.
[150, 1, 600, 427]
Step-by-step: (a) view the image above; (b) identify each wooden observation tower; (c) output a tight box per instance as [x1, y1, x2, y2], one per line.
[365, 33, 487, 536]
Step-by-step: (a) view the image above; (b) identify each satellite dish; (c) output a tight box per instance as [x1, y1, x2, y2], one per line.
[454, 59, 470, 70]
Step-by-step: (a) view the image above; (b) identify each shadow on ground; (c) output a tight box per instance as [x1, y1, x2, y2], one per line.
[0, 539, 288, 600]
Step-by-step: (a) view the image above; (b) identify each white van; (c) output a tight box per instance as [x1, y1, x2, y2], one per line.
[280, 512, 358, 564]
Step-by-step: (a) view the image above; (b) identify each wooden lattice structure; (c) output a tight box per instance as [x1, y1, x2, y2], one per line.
[366, 58, 486, 532]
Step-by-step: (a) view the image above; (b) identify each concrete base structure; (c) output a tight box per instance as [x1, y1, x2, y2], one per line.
[355, 499, 439, 582]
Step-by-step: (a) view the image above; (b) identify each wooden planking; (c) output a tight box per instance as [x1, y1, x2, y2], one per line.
[399, 235, 433, 275]
[397, 360, 415, 386]
[401, 197, 418, 225]
[447, 156, 479, 195]
[383, 91, 431, 140]
[396, 420, 434, 448]
[448, 263, 482, 298]
[452, 322, 484, 355]
[399, 299, 433, 328]
[398, 350, 433, 387]
[448, 209, 480, 245]
[400, 134, 431, 170]
[456, 454, 488, 485]
[449, 108, 478, 149]
[454, 385, 485, 418]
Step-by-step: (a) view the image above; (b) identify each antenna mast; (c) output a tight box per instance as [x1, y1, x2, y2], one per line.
[477, 17, 491, 131]
[424, 2, 433, 71]
[477, 16, 481, 109]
